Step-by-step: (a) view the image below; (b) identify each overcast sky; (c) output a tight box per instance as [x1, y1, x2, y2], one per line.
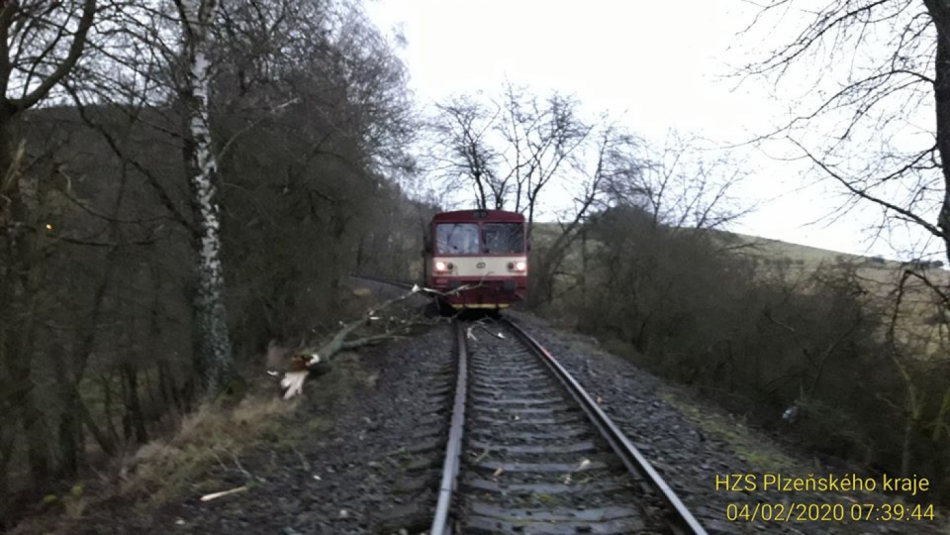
[365, 0, 939, 260]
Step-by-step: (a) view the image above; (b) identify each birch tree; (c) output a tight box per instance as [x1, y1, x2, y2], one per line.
[174, 0, 236, 396]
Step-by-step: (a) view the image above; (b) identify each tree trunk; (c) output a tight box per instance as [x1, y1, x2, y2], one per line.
[79, 394, 116, 457]
[0, 106, 51, 485]
[179, 0, 237, 397]
[101, 374, 119, 447]
[527, 202, 536, 244]
[926, 0, 950, 264]
[121, 364, 148, 444]
[900, 414, 913, 479]
[0, 431, 13, 530]
[51, 345, 80, 477]
[579, 226, 588, 305]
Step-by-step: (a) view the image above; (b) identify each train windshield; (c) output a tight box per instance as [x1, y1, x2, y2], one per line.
[482, 223, 524, 254]
[436, 223, 480, 254]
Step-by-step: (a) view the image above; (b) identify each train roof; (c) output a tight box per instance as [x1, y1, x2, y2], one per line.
[432, 209, 525, 223]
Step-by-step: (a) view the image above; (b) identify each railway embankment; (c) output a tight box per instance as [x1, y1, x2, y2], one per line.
[507, 310, 947, 534]
[14, 280, 947, 534]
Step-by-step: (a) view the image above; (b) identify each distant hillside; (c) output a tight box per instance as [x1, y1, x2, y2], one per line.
[534, 220, 937, 270]
[719, 232, 950, 297]
[532, 220, 947, 357]
[719, 232, 949, 358]
[726, 232, 944, 273]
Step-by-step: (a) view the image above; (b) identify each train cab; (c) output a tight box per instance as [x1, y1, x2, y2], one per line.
[423, 209, 528, 310]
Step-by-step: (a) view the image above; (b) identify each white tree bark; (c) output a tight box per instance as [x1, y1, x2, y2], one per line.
[178, 0, 236, 395]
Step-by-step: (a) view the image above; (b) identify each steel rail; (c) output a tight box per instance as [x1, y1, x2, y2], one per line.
[501, 317, 708, 535]
[353, 275, 706, 533]
[429, 321, 468, 535]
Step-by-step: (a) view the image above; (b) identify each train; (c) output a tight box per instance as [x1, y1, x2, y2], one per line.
[423, 209, 528, 311]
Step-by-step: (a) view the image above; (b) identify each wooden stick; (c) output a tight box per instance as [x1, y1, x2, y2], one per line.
[200, 486, 248, 502]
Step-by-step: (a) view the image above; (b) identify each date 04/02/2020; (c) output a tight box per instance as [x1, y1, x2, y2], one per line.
[726, 502, 935, 523]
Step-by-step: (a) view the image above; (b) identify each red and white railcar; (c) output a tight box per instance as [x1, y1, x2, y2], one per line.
[423, 209, 528, 310]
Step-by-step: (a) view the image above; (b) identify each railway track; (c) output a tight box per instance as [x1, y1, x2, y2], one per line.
[432, 319, 706, 535]
[350, 275, 706, 534]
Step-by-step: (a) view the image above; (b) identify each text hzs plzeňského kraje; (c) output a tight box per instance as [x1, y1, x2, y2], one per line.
[716, 473, 929, 496]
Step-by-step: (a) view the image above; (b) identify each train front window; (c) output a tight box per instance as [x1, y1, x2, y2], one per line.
[482, 223, 524, 254]
[436, 223, 480, 254]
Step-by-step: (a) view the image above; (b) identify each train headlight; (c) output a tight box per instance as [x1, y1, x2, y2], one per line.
[509, 261, 527, 272]
[435, 261, 453, 272]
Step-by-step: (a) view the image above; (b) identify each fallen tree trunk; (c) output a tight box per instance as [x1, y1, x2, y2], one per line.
[278, 284, 423, 399]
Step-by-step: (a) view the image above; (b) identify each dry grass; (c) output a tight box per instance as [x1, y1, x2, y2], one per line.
[122, 393, 301, 507]
[119, 350, 376, 510]
[727, 232, 950, 358]
[11, 389, 308, 534]
[121, 350, 377, 509]
[11, 387, 315, 535]
[11, 286, 407, 534]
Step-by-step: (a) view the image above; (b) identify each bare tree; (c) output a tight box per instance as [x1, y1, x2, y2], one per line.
[0, 0, 418, 526]
[0, 0, 98, 488]
[739, 0, 950, 263]
[430, 95, 501, 210]
[172, 0, 236, 396]
[603, 132, 751, 232]
[510, 91, 594, 242]
[527, 124, 633, 306]
[528, 130, 749, 308]
[429, 84, 595, 240]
